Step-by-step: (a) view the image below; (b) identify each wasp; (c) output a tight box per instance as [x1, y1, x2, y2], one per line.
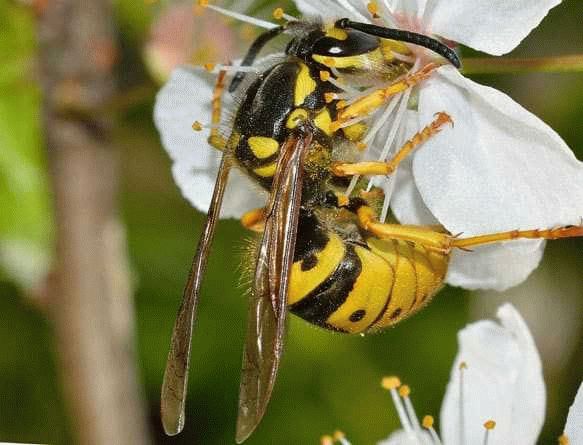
[160, 9, 583, 443]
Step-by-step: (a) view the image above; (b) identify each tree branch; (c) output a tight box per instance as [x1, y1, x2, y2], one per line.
[37, 1, 151, 444]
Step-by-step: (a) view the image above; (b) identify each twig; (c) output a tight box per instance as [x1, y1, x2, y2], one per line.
[37, 1, 151, 444]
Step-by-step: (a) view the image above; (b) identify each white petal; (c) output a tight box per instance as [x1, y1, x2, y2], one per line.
[385, 0, 428, 19]
[423, 0, 561, 55]
[293, 0, 363, 20]
[440, 303, 545, 445]
[412, 67, 583, 288]
[154, 66, 263, 217]
[446, 240, 544, 291]
[377, 429, 432, 445]
[391, 157, 439, 226]
[564, 383, 583, 445]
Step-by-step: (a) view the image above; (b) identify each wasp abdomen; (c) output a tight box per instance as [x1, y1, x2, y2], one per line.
[287, 213, 449, 334]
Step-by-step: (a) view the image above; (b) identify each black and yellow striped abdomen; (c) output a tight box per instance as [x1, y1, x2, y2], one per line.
[288, 213, 449, 334]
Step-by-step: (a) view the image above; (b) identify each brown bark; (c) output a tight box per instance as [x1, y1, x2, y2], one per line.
[37, 1, 151, 444]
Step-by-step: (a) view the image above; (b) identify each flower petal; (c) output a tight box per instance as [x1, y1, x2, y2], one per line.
[446, 240, 544, 291]
[385, 0, 429, 19]
[423, 0, 561, 55]
[440, 303, 545, 445]
[154, 66, 263, 217]
[293, 0, 365, 20]
[412, 66, 583, 288]
[564, 383, 583, 445]
[377, 430, 432, 445]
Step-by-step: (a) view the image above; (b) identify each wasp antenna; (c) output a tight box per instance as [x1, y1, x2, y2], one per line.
[335, 19, 461, 68]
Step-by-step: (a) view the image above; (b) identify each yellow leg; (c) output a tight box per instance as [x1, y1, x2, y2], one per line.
[208, 69, 228, 150]
[331, 63, 440, 131]
[452, 225, 583, 250]
[332, 112, 453, 177]
[241, 208, 266, 232]
[354, 205, 452, 252]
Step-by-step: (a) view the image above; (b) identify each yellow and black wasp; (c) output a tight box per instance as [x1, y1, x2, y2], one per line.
[161, 10, 583, 443]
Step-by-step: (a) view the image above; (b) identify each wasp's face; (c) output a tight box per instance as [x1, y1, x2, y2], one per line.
[286, 24, 380, 67]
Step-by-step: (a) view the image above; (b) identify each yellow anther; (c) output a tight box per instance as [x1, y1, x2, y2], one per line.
[320, 435, 334, 445]
[336, 100, 348, 110]
[381, 376, 401, 390]
[398, 385, 411, 398]
[333, 430, 345, 440]
[272, 7, 284, 20]
[367, 1, 379, 18]
[319, 70, 331, 81]
[356, 141, 367, 151]
[337, 194, 349, 207]
[422, 415, 434, 429]
[324, 92, 337, 103]
[192, 121, 203, 131]
[198, 0, 209, 7]
[459, 361, 468, 370]
[323, 57, 336, 67]
[558, 434, 569, 445]
[204, 63, 216, 72]
[484, 420, 496, 430]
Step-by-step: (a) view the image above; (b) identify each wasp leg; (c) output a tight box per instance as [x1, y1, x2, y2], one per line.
[208, 69, 228, 151]
[241, 207, 266, 232]
[451, 225, 583, 250]
[324, 192, 452, 252]
[331, 63, 440, 131]
[332, 111, 452, 177]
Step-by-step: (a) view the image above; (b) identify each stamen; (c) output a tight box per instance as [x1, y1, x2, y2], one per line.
[320, 70, 331, 81]
[381, 376, 413, 433]
[367, 2, 380, 19]
[334, 430, 351, 445]
[320, 435, 334, 445]
[272, 7, 296, 22]
[198, 0, 278, 30]
[378, 89, 410, 221]
[422, 415, 443, 445]
[558, 434, 570, 445]
[399, 385, 421, 431]
[192, 63, 259, 75]
[482, 420, 496, 445]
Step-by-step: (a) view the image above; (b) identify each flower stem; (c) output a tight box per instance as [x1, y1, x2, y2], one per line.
[461, 54, 583, 75]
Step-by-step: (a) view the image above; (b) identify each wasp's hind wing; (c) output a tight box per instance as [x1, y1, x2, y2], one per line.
[161, 155, 232, 435]
[235, 132, 313, 443]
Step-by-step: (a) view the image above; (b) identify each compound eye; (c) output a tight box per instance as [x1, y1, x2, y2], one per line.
[312, 29, 379, 58]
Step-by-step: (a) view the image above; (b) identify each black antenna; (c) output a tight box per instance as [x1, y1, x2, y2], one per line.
[335, 18, 461, 68]
[228, 26, 285, 93]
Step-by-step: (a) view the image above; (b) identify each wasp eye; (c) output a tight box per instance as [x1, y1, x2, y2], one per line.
[312, 30, 378, 58]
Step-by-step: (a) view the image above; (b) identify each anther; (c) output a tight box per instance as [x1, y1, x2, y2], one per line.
[398, 385, 411, 397]
[334, 430, 351, 445]
[320, 70, 331, 81]
[198, 0, 208, 6]
[367, 2, 380, 19]
[323, 57, 337, 67]
[204, 63, 216, 72]
[558, 434, 570, 445]
[356, 141, 367, 151]
[422, 415, 434, 429]
[320, 435, 334, 445]
[272, 7, 284, 20]
[484, 420, 496, 430]
[381, 376, 401, 390]
[192, 121, 203, 131]
[336, 100, 348, 110]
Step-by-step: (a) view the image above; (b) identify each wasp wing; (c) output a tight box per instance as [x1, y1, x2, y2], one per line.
[161, 155, 232, 435]
[235, 132, 313, 443]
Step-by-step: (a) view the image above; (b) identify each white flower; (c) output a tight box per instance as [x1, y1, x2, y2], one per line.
[154, 0, 583, 290]
[373, 303, 583, 445]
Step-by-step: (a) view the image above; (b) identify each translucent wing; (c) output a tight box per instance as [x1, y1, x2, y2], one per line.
[235, 131, 313, 443]
[161, 155, 231, 435]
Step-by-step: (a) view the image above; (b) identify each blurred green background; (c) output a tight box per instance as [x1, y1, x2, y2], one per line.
[0, 0, 581, 444]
